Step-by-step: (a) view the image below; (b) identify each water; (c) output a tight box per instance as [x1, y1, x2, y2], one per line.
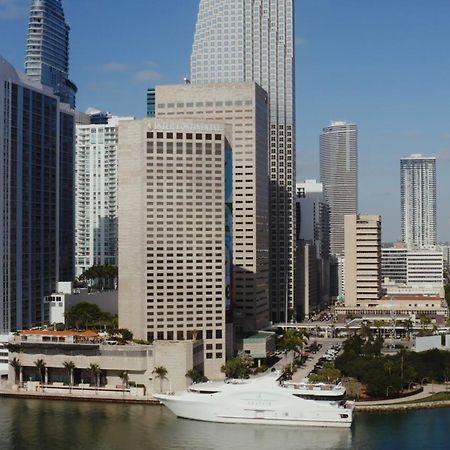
[0, 398, 447, 450]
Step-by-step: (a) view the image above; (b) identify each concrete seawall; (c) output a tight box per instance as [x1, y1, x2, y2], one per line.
[355, 400, 450, 413]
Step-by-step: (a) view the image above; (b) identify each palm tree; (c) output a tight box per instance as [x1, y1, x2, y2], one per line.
[34, 359, 46, 384]
[119, 371, 129, 389]
[10, 358, 21, 385]
[152, 366, 168, 393]
[63, 361, 76, 387]
[278, 329, 308, 369]
[89, 363, 102, 388]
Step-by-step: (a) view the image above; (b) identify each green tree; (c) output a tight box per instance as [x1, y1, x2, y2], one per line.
[65, 302, 103, 329]
[309, 362, 341, 383]
[10, 357, 21, 385]
[152, 366, 168, 393]
[34, 359, 46, 384]
[89, 363, 102, 387]
[185, 369, 208, 384]
[63, 361, 76, 386]
[118, 328, 133, 343]
[221, 352, 253, 379]
[278, 329, 308, 369]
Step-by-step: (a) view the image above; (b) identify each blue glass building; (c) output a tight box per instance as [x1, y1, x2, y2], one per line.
[25, 0, 77, 108]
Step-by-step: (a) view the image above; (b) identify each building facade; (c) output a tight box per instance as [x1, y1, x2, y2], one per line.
[147, 88, 155, 117]
[295, 180, 330, 317]
[25, 0, 77, 108]
[75, 115, 132, 276]
[154, 83, 270, 333]
[400, 154, 436, 249]
[191, 0, 296, 322]
[344, 214, 382, 307]
[118, 118, 232, 378]
[320, 122, 358, 256]
[0, 56, 75, 333]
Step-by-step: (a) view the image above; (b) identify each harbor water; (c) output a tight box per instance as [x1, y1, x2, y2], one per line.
[0, 398, 447, 450]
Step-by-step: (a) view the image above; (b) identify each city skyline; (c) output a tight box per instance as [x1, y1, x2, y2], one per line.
[1, 0, 450, 241]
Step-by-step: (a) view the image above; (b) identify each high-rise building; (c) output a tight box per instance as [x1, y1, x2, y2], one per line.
[0, 56, 75, 333]
[191, 0, 296, 323]
[154, 83, 269, 333]
[118, 117, 231, 378]
[25, 0, 77, 108]
[344, 214, 382, 307]
[400, 154, 436, 249]
[75, 114, 133, 277]
[147, 88, 155, 117]
[295, 180, 330, 315]
[320, 122, 358, 257]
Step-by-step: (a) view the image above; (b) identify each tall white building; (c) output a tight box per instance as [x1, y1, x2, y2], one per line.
[320, 122, 358, 257]
[191, 0, 296, 323]
[400, 154, 436, 249]
[75, 115, 133, 276]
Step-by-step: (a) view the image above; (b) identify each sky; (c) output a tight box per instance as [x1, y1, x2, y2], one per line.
[1, 0, 450, 242]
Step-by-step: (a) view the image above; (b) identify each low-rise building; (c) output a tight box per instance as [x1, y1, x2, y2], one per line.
[242, 331, 276, 360]
[415, 334, 450, 352]
[335, 294, 448, 325]
[8, 330, 203, 397]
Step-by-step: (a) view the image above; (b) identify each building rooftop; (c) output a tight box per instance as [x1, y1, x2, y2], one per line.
[20, 330, 98, 338]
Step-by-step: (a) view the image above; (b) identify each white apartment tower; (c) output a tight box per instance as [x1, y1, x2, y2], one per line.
[75, 116, 132, 276]
[191, 0, 296, 323]
[320, 122, 358, 256]
[344, 215, 382, 307]
[400, 154, 436, 249]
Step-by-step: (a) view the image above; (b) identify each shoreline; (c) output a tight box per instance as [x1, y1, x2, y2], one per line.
[0, 390, 160, 405]
[355, 400, 450, 413]
[2, 389, 450, 412]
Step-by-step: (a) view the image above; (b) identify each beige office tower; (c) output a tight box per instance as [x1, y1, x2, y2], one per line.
[155, 83, 270, 333]
[118, 118, 232, 378]
[344, 214, 382, 307]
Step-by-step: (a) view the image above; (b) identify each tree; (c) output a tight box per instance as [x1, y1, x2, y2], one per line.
[185, 369, 208, 384]
[278, 329, 308, 369]
[63, 361, 76, 386]
[10, 357, 21, 385]
[119, 371, 129, 388]
[34, 359, 46, 384]
[309, 362, 341, 383]
[118, 328, 133, 343]
[153, 366, 168, 393]
[65, 302, 103, 329]
[89, 363, 102, 388]
[403, 318, 414, 339]
[221, 352, 253, 379]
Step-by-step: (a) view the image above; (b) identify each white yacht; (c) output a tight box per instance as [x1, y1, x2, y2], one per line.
[154, 371, 354, 428]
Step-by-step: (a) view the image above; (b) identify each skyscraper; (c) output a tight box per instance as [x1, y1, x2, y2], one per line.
[25, 0, 77, 108]
[118, 118, 231, 378]
[344, 214, 382, 307]
[400, 154, 436, 249]
[320, 122, 358, 256]
[0, 56, 75, 333]
[75, 114, 133, 277]
[191, 0, 296, 323]
[154, 83, 269, 333]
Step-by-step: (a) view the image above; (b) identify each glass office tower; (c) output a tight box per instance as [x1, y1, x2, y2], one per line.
[25, 0, 77, 108]
[191, 0, 296, 323]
